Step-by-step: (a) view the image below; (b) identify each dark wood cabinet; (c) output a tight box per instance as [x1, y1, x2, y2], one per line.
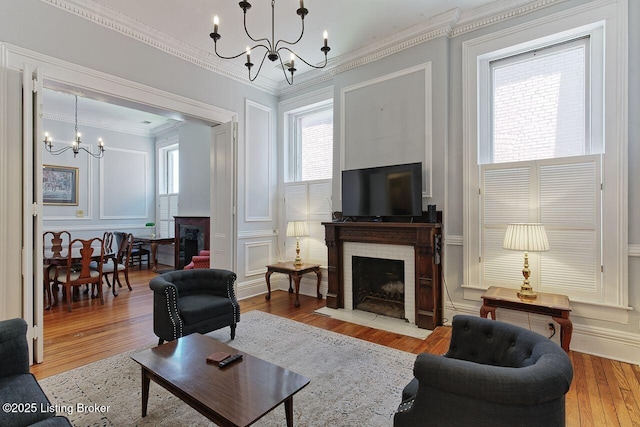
[322, 222, 442, 330]
[174, 216, 210, 269]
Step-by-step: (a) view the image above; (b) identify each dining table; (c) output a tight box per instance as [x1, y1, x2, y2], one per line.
[132, 236, 174, 272]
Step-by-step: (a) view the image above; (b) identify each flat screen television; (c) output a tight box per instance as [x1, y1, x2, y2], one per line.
[342, 162, 423, 217]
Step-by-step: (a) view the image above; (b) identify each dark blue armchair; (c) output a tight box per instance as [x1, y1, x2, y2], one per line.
[149, 269, 240, 345]
[0, 318, 72, 426]
[394, 315, 573, 427]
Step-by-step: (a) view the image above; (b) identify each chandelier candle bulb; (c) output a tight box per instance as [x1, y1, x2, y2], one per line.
[300, 0, 304, 9]
[246, 47, 250, 63]
[323, 31, 328, 47]
[213, 15, 218, 34]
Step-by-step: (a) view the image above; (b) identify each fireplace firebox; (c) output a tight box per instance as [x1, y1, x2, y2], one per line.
[352, 256, 405, 319]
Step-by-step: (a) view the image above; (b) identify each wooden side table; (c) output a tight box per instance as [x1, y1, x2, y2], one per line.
[265, 262, 322, 307]
[480, 286, 573, 353]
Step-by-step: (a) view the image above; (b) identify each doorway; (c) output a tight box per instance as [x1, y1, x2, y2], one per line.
[3, 43, 237, 364]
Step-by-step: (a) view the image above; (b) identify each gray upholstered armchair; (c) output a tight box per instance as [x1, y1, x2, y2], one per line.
[0, 318, 72, 426]
[394, 315, 573, 427]
[149, 269, 240, 345]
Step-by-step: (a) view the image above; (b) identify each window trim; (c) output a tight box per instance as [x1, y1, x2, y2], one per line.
[158, 138, 179, 195]
[285, 99, 333, 183]
[462, 0, 629, 322]
[156, 136, 179, 238]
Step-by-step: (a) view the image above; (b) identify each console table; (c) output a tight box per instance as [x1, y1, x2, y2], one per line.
[480, 286, 572, 353]
[265, 262, 322, 308]
[322, 222, 442, 330]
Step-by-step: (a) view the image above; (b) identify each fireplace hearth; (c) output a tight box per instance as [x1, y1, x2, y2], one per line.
[352, 256, 405, 320]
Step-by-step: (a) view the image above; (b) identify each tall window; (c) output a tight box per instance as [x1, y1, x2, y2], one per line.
[463, 4, 628, 322]
[284, 100, 333, 265]
[480, 36, 602, 301]
[157, 138, 179, 238]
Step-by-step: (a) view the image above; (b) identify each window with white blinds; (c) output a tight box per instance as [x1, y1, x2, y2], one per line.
[480, 155, 602, 300]
[158, 194, 178, 238]
[157, 138, 179, 238]
[284, 180, 332, 265]
[463, 3, 627, 320]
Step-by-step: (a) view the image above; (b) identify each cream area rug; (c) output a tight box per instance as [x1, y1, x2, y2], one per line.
[39, 311, 417, 426]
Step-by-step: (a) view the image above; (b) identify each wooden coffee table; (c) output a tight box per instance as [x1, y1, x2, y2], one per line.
[131, 333, 310, 426]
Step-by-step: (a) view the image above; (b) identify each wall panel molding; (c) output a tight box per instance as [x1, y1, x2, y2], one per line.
[238, 229, 276, 239]
[244, 240, 272, 277]
[340, 63, 433, 197]
[244, 100, 273, 222]
[99, 146, 148, 219]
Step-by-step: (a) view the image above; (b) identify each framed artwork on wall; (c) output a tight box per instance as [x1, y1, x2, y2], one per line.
[43, 165, 79, 205]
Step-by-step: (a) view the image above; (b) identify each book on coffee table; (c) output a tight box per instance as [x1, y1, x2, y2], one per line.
[206, 351, 230, 364]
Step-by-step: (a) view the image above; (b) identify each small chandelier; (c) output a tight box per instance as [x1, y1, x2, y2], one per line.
[209, 0, 331, 85]
[43, 95, 105, 159]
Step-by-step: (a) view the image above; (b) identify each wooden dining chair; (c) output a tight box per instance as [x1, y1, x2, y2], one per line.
[90, 232, 115, 289]
[96, 232, 134, 295]
[54, 237, 104, 312]
[43, 231, 71, 309]
[130, 240, 150, 270]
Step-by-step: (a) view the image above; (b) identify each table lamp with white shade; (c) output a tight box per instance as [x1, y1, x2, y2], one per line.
[286, 221, 309, 267]
[503, 223, 550, 299]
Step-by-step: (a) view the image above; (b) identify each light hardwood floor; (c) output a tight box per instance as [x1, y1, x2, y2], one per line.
[31, 267, 640, 427]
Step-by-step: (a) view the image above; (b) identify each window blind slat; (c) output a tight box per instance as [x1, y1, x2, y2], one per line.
[540, 162, 597, 227]
[482, 166, 530, 224]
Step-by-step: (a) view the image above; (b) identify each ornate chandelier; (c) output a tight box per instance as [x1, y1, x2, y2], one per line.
[43, 95, 105, 159]
[209, 0, 330, 85]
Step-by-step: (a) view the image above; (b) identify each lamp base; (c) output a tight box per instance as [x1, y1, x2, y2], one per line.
[293, 237, 303, 267]
[517, 287, 537, 299]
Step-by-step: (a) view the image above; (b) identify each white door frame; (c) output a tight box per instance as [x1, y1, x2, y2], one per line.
[22, 64, 44, 363]
[211, 121, 237, 272]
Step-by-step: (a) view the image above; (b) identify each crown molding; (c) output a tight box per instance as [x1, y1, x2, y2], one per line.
[41, 110, 176, 137]
[40, 0, 279, 94]
[451, 0, 570, 36]
[42, 0, 571, 97]
[150, 120, 185, 138]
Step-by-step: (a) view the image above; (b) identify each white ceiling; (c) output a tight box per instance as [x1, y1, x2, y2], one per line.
[43, 89, 181, 137]
[44, 0, 523, 131]
[89, 0, 501, 84]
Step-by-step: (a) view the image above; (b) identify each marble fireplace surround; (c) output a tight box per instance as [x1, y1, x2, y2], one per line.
[344, 242, 416, 324]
